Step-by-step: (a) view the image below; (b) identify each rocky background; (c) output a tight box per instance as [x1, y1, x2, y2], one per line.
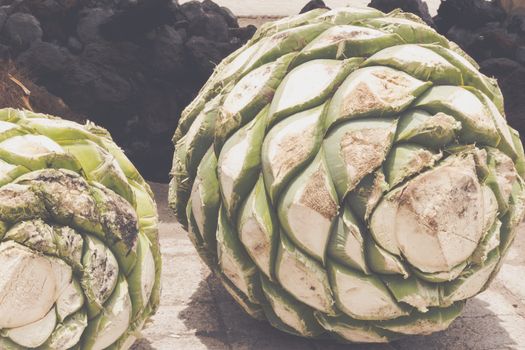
[0, 0, 523, 181]
[0, 0, 255, 181]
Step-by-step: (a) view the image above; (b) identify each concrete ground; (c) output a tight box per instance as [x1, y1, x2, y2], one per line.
[131, 183, 525, 350]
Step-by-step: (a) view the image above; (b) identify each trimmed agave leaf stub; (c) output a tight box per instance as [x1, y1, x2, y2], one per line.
[0, 108, 160, 349]
[170, 6, 524, 343]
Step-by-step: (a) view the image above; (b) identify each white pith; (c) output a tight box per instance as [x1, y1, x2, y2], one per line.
[318, 6, 379, 21]
[219, 244, 251, 297]
[267, 292, 307, 335]
[333, 267, 406, 320]
[266, 109, 319, 183]
[191, 177, 205, 236]
[0, 241, 71, 329]
[56, 279, 84, 322]
[395, 155, 484, 273]
[304, 25, 387, 51]
[380, 316, 451, 335]
[374, 16, 428, 27]
[0, 158, 18, 175]
[139, 235, 156, 306]
[287, 206, 331, 261]
[445, 254, 498, 303]
[336, 66, 425, 117]
[46, 314, 87, 350]
[491, 149, 518, 203]
[90, 281, 132, 350]
[240, 215, 272, 277]
[0, 134, 64, 157]
[84, 236, 119, 306]
[341, 218, 367, 271]
[0, 120, 18, 133]
[482, 94, 515, 154]
[337, 119, 395, 192]
[184, 112, 206, 149]
[223, 61, 275, 116]
[482, 185, 499, 232]
[425, 86, 496, 132]
[336, 327, 389, 343]
[441, 45, 478, 71]
[271, 59, 342, 115]
[372, 243, 408, 277]
[277, 246, 332, 313]
[388, 147, 440, 186]
[219, 136, 251, 209]
[220, 42, 261, 81]
[370, 192, 401, 255]
[368, 44, 455, 71]
[7, 306, 57, 348]
[286, 165, 337, 261]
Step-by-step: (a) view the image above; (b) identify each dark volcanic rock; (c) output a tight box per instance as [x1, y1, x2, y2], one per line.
[480, 58, 525, 137]
[435, 0, 505, 33]
[2, 12, 42, 51]
[369, 0, 434, 26]
[1, 0, 254, 181]
[77, 7, 113, 44]
[16, 40, 71, 76]
[300, 0, 330, 13]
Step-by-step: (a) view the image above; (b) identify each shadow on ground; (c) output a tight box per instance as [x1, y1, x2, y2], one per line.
[177, 275, 515, 350]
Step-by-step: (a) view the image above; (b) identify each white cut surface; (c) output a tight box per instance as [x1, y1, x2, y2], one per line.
[370, 193, 401, 255]
[267, 294, 306, 335]
[305, 25, 384, 51]
[446, 257, 498, 302]
[333, 268, 406, 320]
[343, 223, 366, 269]
[395, 155, 484, 273]
[336, 327, 390, 343]
[0, 158, 18, 175]
[336, 66, 425, 117]
[46, 314, 87, 350]
[7, 307, 57, 348]
[90, 283, 132, 350]
[191, 177, 205, 235]
[84, 236, 119, 306]
[56, 280, 84, 322]
[219, 42, 261, 81]
[423, 86, 495, 132]
[219, 136, 251, 209]
[266, 110, 319, 182]
[223, 61, 275, 116]
[482, 94, 515, 154]
[0, 241, 71, 328]
[491, 150, 518, 204]
[0, 134, 63, 156]
[482, 185, 499, 232]
[139, 236, 156, 306]
[287, 205, 333, 260]
[277, 248, 332, 313]
[0, 120, 18, 133]
[184, 112, 206, 148]
[380, 316, 451, 335]
[286, 166, 338, 260]
[369, 44, 453, 69]
[240, 216, 271, 277]
[339, 121, 394, 191]
[220, 246, 250, 297]
[271, 59, 342, 115]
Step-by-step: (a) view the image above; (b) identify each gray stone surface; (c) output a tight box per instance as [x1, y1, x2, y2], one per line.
[132, 182, 525, 350]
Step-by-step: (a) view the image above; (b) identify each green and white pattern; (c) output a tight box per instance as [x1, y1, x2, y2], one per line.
[170, 7, 525, 342]
[0, 109, 161, 349]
